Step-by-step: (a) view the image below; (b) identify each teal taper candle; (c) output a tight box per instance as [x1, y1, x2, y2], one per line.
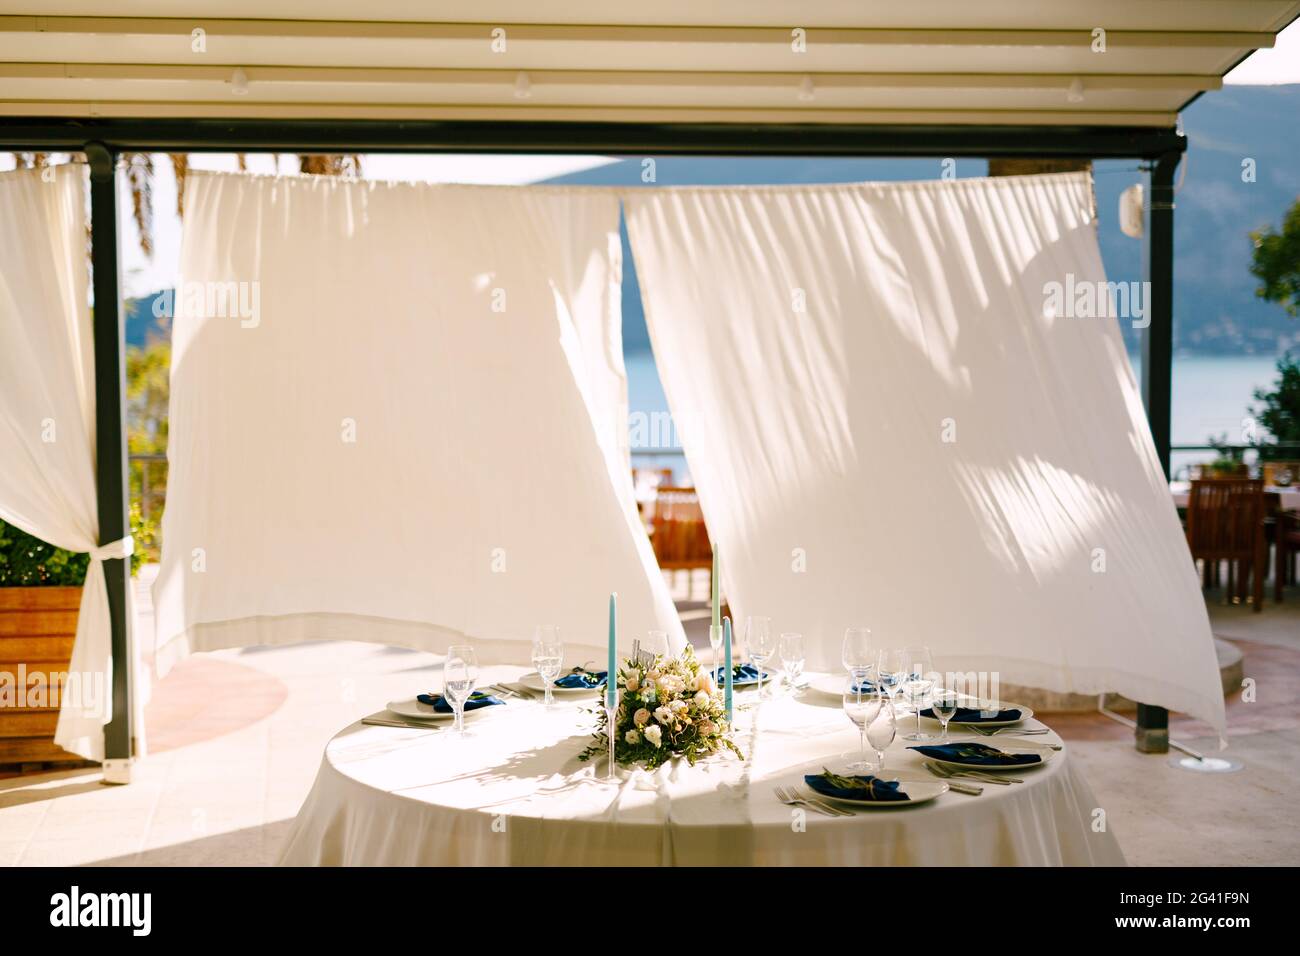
[723, 614, 733, 720]
[607, 592, 618, 708]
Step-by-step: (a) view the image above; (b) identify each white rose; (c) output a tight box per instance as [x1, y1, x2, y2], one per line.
[633, 707, 650, 727]
[698, 719, 717, 737]
[624, 729, 641, 745]
[646, 669, 661, 681]
[625, 675, 639, 692]
[644, 724, 662, 748]
[694, 690, 710, 709]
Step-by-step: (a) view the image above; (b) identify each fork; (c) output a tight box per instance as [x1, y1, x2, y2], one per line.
[967, 725, 1049, 737]
[774, 786, 851, 817]
[923, 761, 1015, 785]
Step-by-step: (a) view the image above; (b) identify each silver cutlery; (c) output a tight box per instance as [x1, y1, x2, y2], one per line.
[967, 725, 1050, 737]
[774, 786, 852, 817]
[923, 761, 1015, 785]
[363, 717, 444, 731]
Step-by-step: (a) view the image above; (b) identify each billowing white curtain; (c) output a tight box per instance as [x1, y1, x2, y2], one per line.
[625, 172, 1226, 736]
[0, 166, 141, 761]
[154, 172, 684, 668]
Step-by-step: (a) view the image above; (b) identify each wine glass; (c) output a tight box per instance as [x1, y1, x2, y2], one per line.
[876, 648, 906, 703]
[531, 625, 563, 709]
[865, 696, 898, 775]
[841, 627, 873, 682]
[745, 616, 776, 700]
[443, 644, 479, 737]
[779, 632, 805, 695]
[709, 622, 724, 679]
[842, 687, 877, 772]
[900, 646, 935, 741]
[931, 686, 958, 743]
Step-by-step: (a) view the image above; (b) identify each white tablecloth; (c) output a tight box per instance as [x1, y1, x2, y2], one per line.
[279, 670, 1124, 866]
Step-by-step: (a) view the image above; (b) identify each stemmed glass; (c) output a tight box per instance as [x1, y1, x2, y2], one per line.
[745, 616, 776, 700]
[865, 696, 898, 776]
[779, 632, 805, 696]
[843, 687, 894, 773]
[900, 646, 935, 741]
[841, 626, 874, 683]
[531, 625, 563, 710]
[876, 648, 906, 704]
[443, 644, 479, 737]
[931, 686, 958, 743]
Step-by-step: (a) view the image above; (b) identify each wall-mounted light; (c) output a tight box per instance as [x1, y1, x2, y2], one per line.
[514, 71, 532, 100]
[230, 67, 249, 95]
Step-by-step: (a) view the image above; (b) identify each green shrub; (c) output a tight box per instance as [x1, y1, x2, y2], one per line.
[0, 505, 153, 587]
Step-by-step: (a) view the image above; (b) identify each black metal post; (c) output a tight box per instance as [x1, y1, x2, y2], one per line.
[85, 142, 134, 778]
[1135, 150, 1180, 754]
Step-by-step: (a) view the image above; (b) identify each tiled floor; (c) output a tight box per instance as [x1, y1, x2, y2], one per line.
[2, 569, 1297, 866]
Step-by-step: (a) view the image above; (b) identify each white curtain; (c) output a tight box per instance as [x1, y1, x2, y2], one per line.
[625, 172, 1226, 736]
[154, 172, 684, 668]
[0, 166, 140, 761]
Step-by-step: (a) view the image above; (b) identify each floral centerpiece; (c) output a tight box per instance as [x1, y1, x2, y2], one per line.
[580, 645, 742, 770]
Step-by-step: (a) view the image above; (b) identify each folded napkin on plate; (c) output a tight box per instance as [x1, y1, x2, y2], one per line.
[415, 691, 503, 713]
[713, 664, 764, 683]
[848, 680, 879, 695]
[804, 771, 908, 802]
[919, 705, 1022, 723]
[908, 742, 1041, 766]
[554, 668, 607, 689]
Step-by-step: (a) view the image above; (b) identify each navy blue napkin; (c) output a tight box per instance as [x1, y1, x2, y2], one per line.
[554, 669, 607, 689]
[415, 691, 503, 713]
[713, 664, 765, 684]
[804, 773, 908, 802]
[848, 680, 878, 695]
[919, 705, 1023, 723]
[908, 742, 1041, 766]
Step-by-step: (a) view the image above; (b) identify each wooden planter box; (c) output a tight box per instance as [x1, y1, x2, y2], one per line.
[0, 586, 87, 769]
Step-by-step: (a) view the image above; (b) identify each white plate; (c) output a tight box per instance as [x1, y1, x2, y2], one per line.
[808, 776, 948, 809]
[387, 696, 504, 721]
[929, 700, 1034, 727]
[518, 671, 605, 695]
[923, 744, 1054, 772]
[806, 673, 881, 699]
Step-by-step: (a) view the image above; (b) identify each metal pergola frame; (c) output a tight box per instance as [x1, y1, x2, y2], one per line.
[0, 116, 1186, 771]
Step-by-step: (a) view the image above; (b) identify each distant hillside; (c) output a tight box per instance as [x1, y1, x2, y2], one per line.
[544, 85, 1300, 357]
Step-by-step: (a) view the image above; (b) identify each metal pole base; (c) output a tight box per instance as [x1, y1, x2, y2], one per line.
[1169, 755, 1243, 774]
[1135, 725, 1170, 754]
[102, 758, 133, 785]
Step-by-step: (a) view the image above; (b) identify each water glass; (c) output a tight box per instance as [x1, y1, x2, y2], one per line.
[745, 616, 776, 699]
[531, 625, 563, 709]
[876, 648, 906, 703]
[443, 644, 479, 737]
[931, 686, 959, 743]
[778, 631, 805, 694]
[865, 696, 897, 774]
[900, 645, 935, 741]
[841, 626, 873, 681]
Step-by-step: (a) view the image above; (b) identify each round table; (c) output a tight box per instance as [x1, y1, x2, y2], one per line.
[278, 670, 1125, 866]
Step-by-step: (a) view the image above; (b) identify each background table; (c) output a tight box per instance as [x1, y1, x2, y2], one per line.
[278, 669, 1124, 866]
[1170, 480, 1299, 510]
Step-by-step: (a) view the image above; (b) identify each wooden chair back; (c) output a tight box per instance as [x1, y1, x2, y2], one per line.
[1185, 479, 1266, 561]
[650, 486, 713, 567]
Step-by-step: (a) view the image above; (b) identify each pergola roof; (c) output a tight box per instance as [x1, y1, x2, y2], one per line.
[1, 1, 1297, 127]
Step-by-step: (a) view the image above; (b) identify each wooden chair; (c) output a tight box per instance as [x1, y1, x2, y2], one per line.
[649, 486, 713, 598]
[1275, 510, 1300, 602]
[1185, 479, 1267, 612]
